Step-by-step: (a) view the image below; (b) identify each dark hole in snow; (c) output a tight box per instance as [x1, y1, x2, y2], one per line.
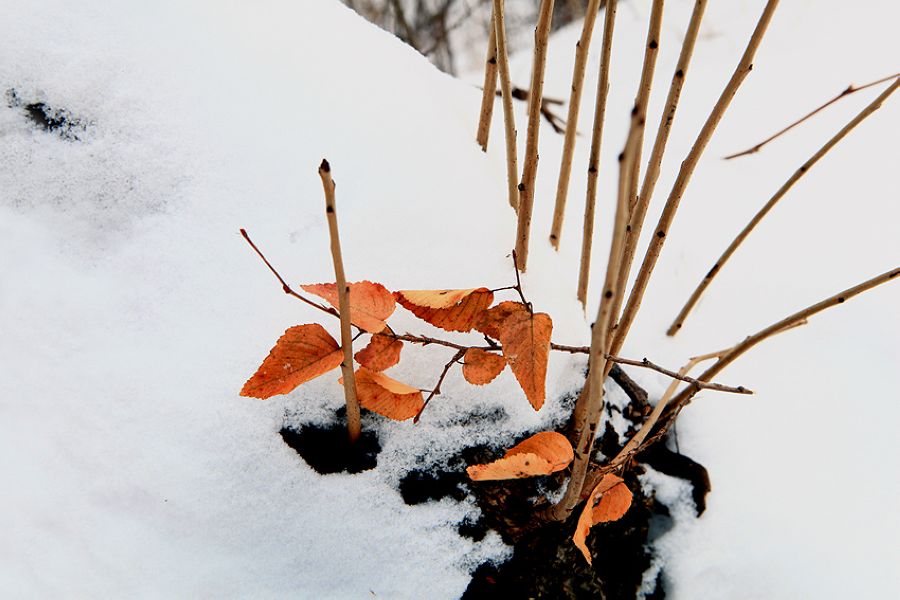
[279, 422, 380, 475]
[6, 88, 88, 140]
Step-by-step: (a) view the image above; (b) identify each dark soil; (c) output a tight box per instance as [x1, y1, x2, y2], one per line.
[280, 369, 711, 599]
[6, 88, 88, 140]
[279, 421, 380, 475]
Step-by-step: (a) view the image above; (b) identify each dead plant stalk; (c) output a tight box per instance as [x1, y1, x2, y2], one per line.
[576, 0, 618, 306]
[610, 0, 779, 360]
[667, 76, 900, 335]
[549, 0, 603, 248]
[319, 159, 362, 443]
[514, 0, 555, 271]
[475, 12, 499, 152]
[612, 0, 706, 339]
[493, 0, 519, 211]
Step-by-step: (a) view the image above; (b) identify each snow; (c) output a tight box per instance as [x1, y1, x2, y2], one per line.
[1, 0, 897, 598]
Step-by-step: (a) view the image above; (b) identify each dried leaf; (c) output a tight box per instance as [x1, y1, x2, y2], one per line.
[474, 301, 529, 340]
[301, 281, 395, 333]
[573, 474, 634, 564]
[466, 431, 573, 481]
[394, 288, 483, 309]
[462, 348, 506, 385]
[395, 288, 493, 332]
[341, 367, 423, 421]
[241, 324, 344, 399]
[354, 334, 403, 372]
[497, 311, 552, 410]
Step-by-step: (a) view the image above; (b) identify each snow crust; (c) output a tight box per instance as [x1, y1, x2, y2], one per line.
[1, 0, 897, 598]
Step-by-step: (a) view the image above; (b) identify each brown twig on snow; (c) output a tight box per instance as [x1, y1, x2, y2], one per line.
[239, 229, 340, 320]
[475, 5, 499, 152]
[575, 0, 618, 307]
[549, 0, 603, 249]
[724, 72, 900, 159]
[667, 77, 900, 336]
[493, 0, 519, 210]
[413, 348, 466, 423]
[319, 159, 362, 443]
[609, 0, 779, 362]
[514, 0, 555, 272]
[610, 268, 900, 478]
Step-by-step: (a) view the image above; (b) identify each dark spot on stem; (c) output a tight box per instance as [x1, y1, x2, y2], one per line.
[605, 290, 613, 299]
[675, 69, 684, 78]
[649, 40, 658, 49]
[656, 231, 666, 238]
[320, 159, 331, 172]
[326, 205, 334, 213]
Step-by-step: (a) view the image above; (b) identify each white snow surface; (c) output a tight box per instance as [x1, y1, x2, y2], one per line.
[2, 0, 898, 598]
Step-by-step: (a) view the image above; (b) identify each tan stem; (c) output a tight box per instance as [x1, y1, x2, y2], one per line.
[548, 127, 638, 522]
[514, 0, 555, 272]
[493, 0, 519, 211]
[661, 267, 900, 426]
[319, 159, 361, 443]
[610, 0, 779, 360]
[549, 0, 603, 248]
[576, 0, 618, 306]
[612, 0, 706, 340]
[476, 14, 499, 152]
[603, 0, 666, 336]
[667, 76, 899, 336]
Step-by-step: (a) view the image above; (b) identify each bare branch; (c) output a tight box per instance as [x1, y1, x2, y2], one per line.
[725, 72, 900, 159]
[667, 76, 899, 335]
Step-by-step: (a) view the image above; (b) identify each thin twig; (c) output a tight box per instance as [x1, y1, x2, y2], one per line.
[239, 228, 339, 319]
[576, 0, 618, 306]
[725, 72, 900, 159]
[319, 159, 362, 443]
[413, 348, 466, 423]
[612, 0, 706, 336]
[514, 0, 555, 272]
[610, 0, 779, 361]
[493, 0, 519, 210]
[476, 6, 499, 152]
[549, 0, 603, 248]
[511, 250, 531, 309]
[667, 77, 900, 335]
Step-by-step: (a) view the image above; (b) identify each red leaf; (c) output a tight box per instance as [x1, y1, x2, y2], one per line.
[301, 281, 395, 333]
[354, 334, 403, 372]
[466, 431, 573, 481]
[241, 324, 344, 399]
[342, 367, 423, 421]
[573, 474, 634, 564]
[395, 288, 493, 332]
[497, 311, 553, 410]
[462, 348, 506, 385]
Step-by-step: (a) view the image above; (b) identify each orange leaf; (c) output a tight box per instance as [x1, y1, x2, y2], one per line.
[462, 348, 506, 385]
[394, 288, 483, 309]
[474, 301, 529, 340]
[341, 367, 423, 421]
[395, 288, 493, 332]
[354, 334, 403, 371]
[241, 324, 344, 399]
[573, 474, 634, 564]
[301, 281, 395, 333]
[497, 311, 552, 410]
[466, 431, 573, 481]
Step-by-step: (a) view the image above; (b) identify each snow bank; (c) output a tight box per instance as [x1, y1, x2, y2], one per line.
[1, 0, 897, 598]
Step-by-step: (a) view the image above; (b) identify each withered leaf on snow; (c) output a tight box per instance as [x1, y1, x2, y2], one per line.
[241, 323, 344, 399]
[466, 431, 573, 481]
[301, 281, 395, 333]
[395, 288, 493, 332]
